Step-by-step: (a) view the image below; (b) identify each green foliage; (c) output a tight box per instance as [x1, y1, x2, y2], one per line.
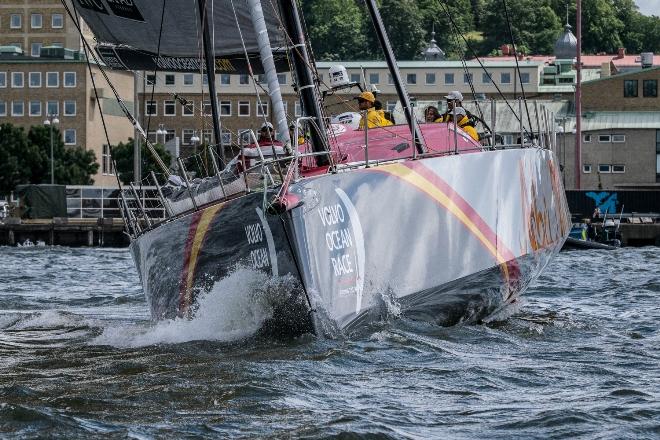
[112, 138, 172, 184]
[0, 123, 99, 195]
[481, 0, 562, 55]
[301, 0, 660, 59]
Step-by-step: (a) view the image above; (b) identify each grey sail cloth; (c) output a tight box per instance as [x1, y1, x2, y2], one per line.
[73, 0, 287, 72]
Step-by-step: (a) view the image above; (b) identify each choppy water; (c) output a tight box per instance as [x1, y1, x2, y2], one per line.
[0, 246, 658, 439]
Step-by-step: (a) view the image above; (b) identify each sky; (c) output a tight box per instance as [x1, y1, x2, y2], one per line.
[634, 0, 659, 16]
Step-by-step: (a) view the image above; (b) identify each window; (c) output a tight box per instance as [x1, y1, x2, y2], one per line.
[281, 101, 288, 115]
[10, 14, 21, 29]
[52, 13, 64, 28]
[520, 72, 530, 84]
[182, 129, 194, 145]
[183, 73, 194, 85]
[277, 74, 286, 84]
[482, 73, 492, 83]
[624, 80, 638, 97]
[463, 73, 473, 84]
[221, 130, 232, 145]
[350, 73, 361, 83]
[63, 72, 76, 87]
[165, 74, 175, 85]
[598, 135, 611, 143]
[583, 134, 592, 142]
[11, 72, 24, 88]
[582, 164, 592, 173]
[501, 72, 511, 84]
[145, 74, 156, 85]
[425, 73, 436, 85]
[643, 80, 657, 98]
[47, 72, 59, 87]
[64, 100, 76, 116]
[294, 102, 301, 117]
[369, 73, 379, 85]
[164, 100, 176, 116]
[31, 43, 42, 57]
[31, 13, 42, 29]
[182, 101, 194, 116]
[444, 73, 454, 84]
[102, 144, 114, 175]
[257, 102, 269, 117]
[220, 73, 231, 85]
[145, 101, 157, 116]
[406, 73, 417, 85]
[239, 74, 250, 85]
[388, 74, 394, 85]
[612, 165, 625, 173]
[29, 101, 41, 116]
[612, 134, 625, 143]
[0, 101, 6, 116]
[256, 74, 266, 83]
[47, 101, 58, 116]
[202, 75, 208, 85]
[220, 101, 231, 116]
[598, 164, 611, 173]
[202, 100, 212, 116]
[386, 101, 396, 113]
[0, 73, 6, 88]
[239, 101, 250, 116]
[11, 101, 24, 116]
[64, 129, 76, 145]
[29, 72, 41, 88]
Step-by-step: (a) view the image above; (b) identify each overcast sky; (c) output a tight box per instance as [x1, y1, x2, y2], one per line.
[635, 0, 659, 16]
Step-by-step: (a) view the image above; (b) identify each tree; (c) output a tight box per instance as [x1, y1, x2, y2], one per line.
[578, 0, 625, 53]
[365, 0, 427, 60]
[112, 138, 172, 184]
[0, 123, 99, 195]
[304, 0, 370, 60]
[27, 126, 99, 185]
[481, 0, 562, 55]
[418, 0, 477, 59]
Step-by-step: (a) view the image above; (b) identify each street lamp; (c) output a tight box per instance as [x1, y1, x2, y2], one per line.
[190, 130, 200, 144]
[156, 123, 167, 144]
[43, 114, 59, 185]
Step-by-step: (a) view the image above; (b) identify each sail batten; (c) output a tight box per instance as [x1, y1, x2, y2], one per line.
[73, 0, 287, 73]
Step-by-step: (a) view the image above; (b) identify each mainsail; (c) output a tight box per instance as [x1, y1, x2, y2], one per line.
[73, 0, 289, 73]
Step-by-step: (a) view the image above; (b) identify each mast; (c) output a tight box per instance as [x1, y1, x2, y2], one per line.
[248, 0, 290, 147]
[197, 0, 225, 165]
[575, 0, 582, 190]
[279, 0, 329, 166]
[364, 0, 425, 154]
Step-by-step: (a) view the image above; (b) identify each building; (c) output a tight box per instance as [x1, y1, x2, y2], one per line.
[0, 48, 134, 186]
[0, 0, 81, 55]
[0, 0, 133, 186]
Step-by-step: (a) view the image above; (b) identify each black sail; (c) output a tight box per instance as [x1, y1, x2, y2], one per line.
[73, 0, 288, 73]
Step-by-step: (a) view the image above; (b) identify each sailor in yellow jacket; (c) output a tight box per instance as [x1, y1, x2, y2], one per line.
[444, 107, 479, 141]
[355, 91, 393, 129]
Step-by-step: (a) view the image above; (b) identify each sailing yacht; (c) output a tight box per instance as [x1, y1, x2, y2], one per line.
[71, 0, 571, 334]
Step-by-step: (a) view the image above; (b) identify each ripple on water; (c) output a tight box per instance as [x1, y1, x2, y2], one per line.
[0, 247, 658, 438]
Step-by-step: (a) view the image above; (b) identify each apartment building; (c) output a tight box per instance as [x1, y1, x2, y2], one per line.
[0, 49, 134, 186]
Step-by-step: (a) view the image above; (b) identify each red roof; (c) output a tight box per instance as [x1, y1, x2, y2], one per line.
[471, 54, 659, 68]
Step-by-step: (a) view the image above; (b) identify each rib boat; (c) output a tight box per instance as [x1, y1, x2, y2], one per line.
[71, 0, 571, 334]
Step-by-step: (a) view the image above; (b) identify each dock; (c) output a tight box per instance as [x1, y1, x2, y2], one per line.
[0, 218, 130, 247]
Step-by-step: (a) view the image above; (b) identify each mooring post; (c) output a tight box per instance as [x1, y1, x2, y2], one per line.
[87, 230, 93, 247]
[8, 229, 15, 246]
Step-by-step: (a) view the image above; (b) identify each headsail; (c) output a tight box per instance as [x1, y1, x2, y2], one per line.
[73, 0, 288, 73]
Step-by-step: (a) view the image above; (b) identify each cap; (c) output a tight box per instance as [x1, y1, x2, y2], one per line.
[260, 121, 274, 130]
[444, 91, 464, 101]
[355, 91, 376, 103]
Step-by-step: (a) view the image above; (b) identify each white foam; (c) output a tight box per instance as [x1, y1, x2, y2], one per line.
[92, 266, 293, 348]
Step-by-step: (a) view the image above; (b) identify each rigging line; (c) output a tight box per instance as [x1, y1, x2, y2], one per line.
[145, 0, 168, 144]
[72, 6, 120, 189]
[501, 0, 534, 138]
[433, 0, 531, 137]
[59, 0, 169, 175]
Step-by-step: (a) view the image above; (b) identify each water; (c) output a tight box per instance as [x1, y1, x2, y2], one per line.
[1, 246, 658, 439]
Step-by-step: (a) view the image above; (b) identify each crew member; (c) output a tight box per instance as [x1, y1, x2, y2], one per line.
[424, 105, 440, 122]
[447, 107, 479, 141]
[355, 91, 392, 129]
[257, 122, 282, 146]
